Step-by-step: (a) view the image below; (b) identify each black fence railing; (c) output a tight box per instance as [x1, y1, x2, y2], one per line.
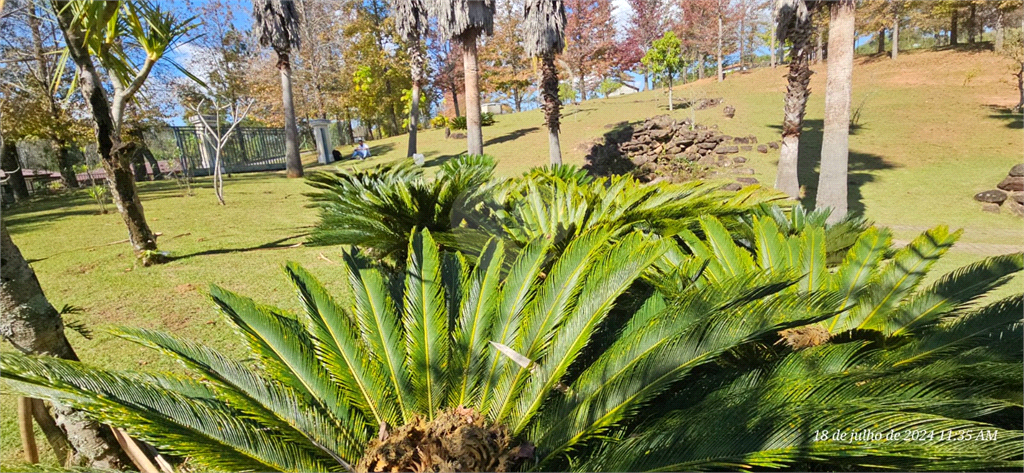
[152, 125, 313, 175]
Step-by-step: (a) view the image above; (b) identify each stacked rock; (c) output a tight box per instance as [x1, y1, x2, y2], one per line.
[583, 115, 781, 187]
[973, 164, 1024, 217]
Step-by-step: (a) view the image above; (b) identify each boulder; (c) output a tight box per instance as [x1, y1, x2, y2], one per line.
[757, 145, 768, 153]
[746, 135, 758, 144]
[450, 132, 467, 139]
[974, 189, 1007, 204]
[715, 145, 740, 154]
[997, 176, 1024, 192]
[768, 141, 780, 150]
[697, 155, 717, 167]
[647, 115, 675, 130]
[736, 177, 759, 185]
[723, 105, 736, 118]
[1013, 192, 1024, 205]
[982, 203, 1001, 213]
[650, 128, 673, 141]
[1010, 163, 1024, 177]
[722, 182, 743, 191]
[1007, 201, 1024, 217]
[733, 136, 750, 144]
[697, 142, 718, 150]
[667, 146, 682, 155]
[631, 154, 654, 166]
[733, 156, 748, 164]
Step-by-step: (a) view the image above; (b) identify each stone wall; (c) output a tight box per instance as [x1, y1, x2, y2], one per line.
[974, 164, 1024, 217]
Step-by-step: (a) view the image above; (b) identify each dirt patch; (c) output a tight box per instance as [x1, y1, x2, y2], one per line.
[174, 283, 198, 294]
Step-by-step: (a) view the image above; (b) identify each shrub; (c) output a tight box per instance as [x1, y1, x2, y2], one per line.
[449, 116, 467, 130]
[481, 112, 495, 126]
[430, 115, 447, 128]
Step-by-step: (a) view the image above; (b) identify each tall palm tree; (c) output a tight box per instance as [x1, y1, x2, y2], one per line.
[427, 0, 495, 156]
[392, 0, 428, 158]
[773, 0, 821, 200]
[252, 0, 303, 178]
[524, 0, 566, 166]
[815, 0, 855, 223]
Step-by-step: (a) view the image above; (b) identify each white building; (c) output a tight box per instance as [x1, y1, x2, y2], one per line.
[608, 83, 640, 97]
[481, 102, 503, 114]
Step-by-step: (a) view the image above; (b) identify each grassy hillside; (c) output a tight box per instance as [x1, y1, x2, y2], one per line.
[2, 46, 1021, 469]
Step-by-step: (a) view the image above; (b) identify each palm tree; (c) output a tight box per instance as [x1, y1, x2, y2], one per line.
[427, 0, 495, 156]
[815, 0, 855, 223]
[773, 0, 821, 201]
[392, 0, 428, 158]
[252, 0, 303, 178]
[3, 224, 1020, 471]
[524, 0, 566, 165]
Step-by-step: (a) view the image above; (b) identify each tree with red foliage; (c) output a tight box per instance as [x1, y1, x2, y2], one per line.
[562, 0, 615, 101]
[676, 0, 719, 80]
[620, 0, 667, 90]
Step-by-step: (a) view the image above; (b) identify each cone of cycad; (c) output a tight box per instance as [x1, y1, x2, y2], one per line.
[356, 407, 527, 473]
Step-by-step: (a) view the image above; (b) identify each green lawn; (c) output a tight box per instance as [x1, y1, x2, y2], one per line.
[2, 46, 1022, 469]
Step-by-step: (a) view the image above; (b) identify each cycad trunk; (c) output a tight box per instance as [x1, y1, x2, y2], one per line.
[1, 222, 129, 470]
[278, 52, 303, 178]
[816, 0, 855, 224]
[541, 53, 562, 166]
[462, 31, 483, 156]
[1, 138, 30, 201]
[776, 9, 816, 200]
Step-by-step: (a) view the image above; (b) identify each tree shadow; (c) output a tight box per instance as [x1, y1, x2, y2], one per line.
[768, 119, 897, 216]
[582, 121, 638, 175]
[484, 126, 539, 147]
[166, 233, 309, 262]
[422, 153, 463, 168]
[984, 105, 1023, 130]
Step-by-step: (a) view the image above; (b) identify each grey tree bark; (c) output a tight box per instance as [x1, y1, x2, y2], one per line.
[1, 138, 30, 201]
[891, 14, 899, 59]
[815, 28, 823, 64]
[462, 30, 484, 156]
[278, 52, 303, 178]
[876, 28, 885, 54]
[816, 0, 855, 224]
[994, 9, 1004, 52]
[1, 222, 129, 469]
[407, 43, 424, 157]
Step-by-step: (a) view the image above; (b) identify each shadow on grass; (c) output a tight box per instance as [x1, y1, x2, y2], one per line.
[485, 126, 539, 147]
[167, 233, 310, 262]
[985, 105, 1023, 130]
[422, 154, 464, 168]
[768, 119, 898, 216]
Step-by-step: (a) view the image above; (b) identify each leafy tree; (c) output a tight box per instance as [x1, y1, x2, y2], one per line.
[596, 77, 622, 97]
[562, 0, 615, 101]
[427, 0, 496, 156]
[558, 81, 577, 104]
[252, 0, 303, 178]
[815, 0, 855, 224]
[621, 0, 666, 90]
[524, 0, 567, 165]
[50, 0, 196, 265]
[642, 31, 684, 110]
[481, 0, 533, 113]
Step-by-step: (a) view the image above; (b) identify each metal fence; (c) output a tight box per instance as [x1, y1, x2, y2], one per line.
[147, 125, 314, 175]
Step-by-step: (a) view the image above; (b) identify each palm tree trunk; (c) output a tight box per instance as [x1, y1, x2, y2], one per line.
[278, 52, 303, 178]
[816, 0, 855, 224]
[407, 43, 424, 157]
[770, 27, 777, 68]
[1, 222, 130, 470]
[776, 6, 817, 201]
[541, 53, 562, 166]
[462, 30, 483, 156]
[717, 12, 724, 82]
[815, 29, 823, 64]
[1, 138, 30, 201]
[891, 16, 899, 59]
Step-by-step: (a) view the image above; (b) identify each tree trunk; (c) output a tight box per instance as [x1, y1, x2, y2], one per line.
[950, 8, 959, 45]
[668, 74, 673, 110]
[52, 1, 160, 264]
[1, 138, 30, 201]
[717, 12, 724, 82]
[406, 41, 424, 157]
[129, 143, 148, 182]
[891, 16, 899, 59]
[816, 0, 855, 224]
[278, 52, 303, 178]
[739, 12, 746, 67]
[770, 28, 777, 68]
[698, 55, 705, 79]
[140, 144, 162, 180]
[1, 222, 130, 470]
[776, 3, 817, 200]
[541, 53, 562, 166]
[967, 4, 976, 44]
[876, 28, 885, 53]
[462, 30, 483, 156]
[815, 29, 823, 64]
[450, 82, 461, 118]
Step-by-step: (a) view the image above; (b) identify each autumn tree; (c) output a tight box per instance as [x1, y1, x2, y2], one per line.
[622, 0, 666, 89]
[642, 31, 684, 110]
[562, 0, 615, 101]
[676, 0, 719, 81]
[481, 0, 532, 112]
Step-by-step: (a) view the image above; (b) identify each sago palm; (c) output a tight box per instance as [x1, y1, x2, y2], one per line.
[4, 228, 875, 471]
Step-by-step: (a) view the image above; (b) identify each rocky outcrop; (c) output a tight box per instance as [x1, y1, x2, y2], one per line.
[583, 115, 780, 189]
[974, 164, 1024, 217]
